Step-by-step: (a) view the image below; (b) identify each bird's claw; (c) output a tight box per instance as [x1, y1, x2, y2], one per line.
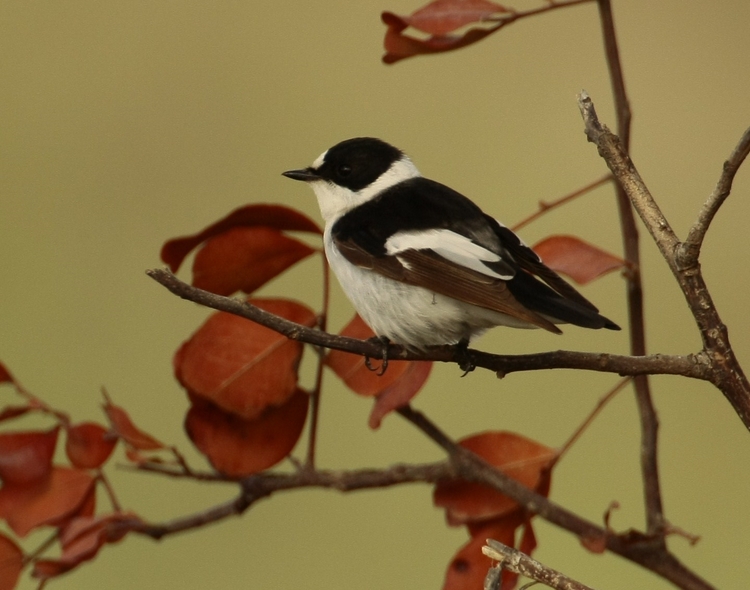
[454, 339, 475, 376]
[365, 336, 390, 375]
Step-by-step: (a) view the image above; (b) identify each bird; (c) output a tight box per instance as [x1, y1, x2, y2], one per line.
[282, 137, 619, 356]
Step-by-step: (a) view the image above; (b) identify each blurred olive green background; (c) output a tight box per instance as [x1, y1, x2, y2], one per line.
[2, 1, 749, 589]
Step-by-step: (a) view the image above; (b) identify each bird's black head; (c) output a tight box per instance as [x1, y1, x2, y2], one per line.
[309, 137, 404, 192]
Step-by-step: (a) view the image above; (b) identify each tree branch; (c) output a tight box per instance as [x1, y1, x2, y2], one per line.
[680, 126, 750, 264]
[577, 92, 750, 430]
[125, 415, 713, 590]
[146, 268, 711, 381]
[124, 461, 453, 539]
[397, 405, 714, 590]
[483, 539, 596, 590]
[595, 0, 666, 541]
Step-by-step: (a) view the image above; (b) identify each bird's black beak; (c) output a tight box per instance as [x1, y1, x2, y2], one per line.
[282, 168, 320, 182]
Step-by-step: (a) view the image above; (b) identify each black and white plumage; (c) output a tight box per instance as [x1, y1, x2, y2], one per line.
[283, 137, 619, 351]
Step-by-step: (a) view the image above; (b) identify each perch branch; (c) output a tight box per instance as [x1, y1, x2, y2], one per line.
[146, 268, 711, 381]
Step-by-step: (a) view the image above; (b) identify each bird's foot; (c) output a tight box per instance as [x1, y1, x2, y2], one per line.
[454, 339, 475, 376]
[365, 336, 391, 376]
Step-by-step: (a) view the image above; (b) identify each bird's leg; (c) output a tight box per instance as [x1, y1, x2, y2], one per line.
[365, 336, 390, 376]
[454, 338, 475, 376]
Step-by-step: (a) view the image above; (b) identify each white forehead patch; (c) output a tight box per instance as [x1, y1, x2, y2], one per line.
[311, 149, 328, 170]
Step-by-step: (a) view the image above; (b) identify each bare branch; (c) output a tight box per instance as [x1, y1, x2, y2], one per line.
[681, 126, 750, 264]
[124, 461, 453, 540]
[397, 405, 714, 590]
[595, 0, 666, 542]
[556, 377, 631, 460]
[511, 174, 613, 232]
[576, 93, 750, 430]
[146, 268, 712, 381]
[483, 539, 596, 590]
[577, 92, 679, 258]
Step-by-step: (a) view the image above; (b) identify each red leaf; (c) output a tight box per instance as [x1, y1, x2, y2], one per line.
[66, 422, 117, 469]
[434, 432, 555, 525]
[0, 533, 23, 590]
[368, 361, 433, 429]
[442, 519, 516, 590]
[175, 298, 316, 420]
[403, 0, 508, 35]
[382, 9, 504, 64]
[103, 398, 164, 451]
[33, 512, 139, 580]
[192, 226, 315, 296]
[532, 235, 625, 285]
[161, 204, 321, 273]
[326, 315, 426, 395]
[185, 389, 308, 477]
[0, 467, 96, 537]
[580, 531, 607, 554]
[0, 363, 14, 386]
[0, 426, 60, 486]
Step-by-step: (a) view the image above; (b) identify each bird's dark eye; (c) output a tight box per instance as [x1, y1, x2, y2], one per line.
[337, 165, 352, 177]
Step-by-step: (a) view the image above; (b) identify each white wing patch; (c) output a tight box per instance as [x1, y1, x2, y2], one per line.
[385, 228, 513, 280]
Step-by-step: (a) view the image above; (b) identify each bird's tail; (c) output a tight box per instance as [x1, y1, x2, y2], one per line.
[507, 270, 620, 330]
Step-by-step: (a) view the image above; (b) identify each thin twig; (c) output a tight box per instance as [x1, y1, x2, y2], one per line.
[556, 376, 631, 461]
[483, 539, 596, 590]
[97, 470, 122, 513]
[595, 0, 666, 540]
[305, 252, 331, 468]
[681, 126, 750, 264]
[511, 174, 613, 232]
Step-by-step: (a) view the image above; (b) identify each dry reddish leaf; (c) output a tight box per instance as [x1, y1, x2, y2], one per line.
[368, 361, 433, 429]
[0, 426, 60, 486]
[33, 512, 138, 580]
[0, 533, 23, 590]
[192, 226, 315, 296]
[326, 315, 413, 394]
[103, 398, 164, 451]
[325, 316, 433, 426]
[434, 431, 555, 525]
[382, 7, 504, 64]
[161, 203, 321, 272]
[404, 0, 508, 35]
[185, 389, 308, 477]
[175, 298, 316, 420]
[0, 467, 96, 537]
[442, 519, 516, 590]
[532, 235, 625, 285]
[466, 516, 539, 590]
[65, 422, 117, 469]
[580, 531, 607, 554]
